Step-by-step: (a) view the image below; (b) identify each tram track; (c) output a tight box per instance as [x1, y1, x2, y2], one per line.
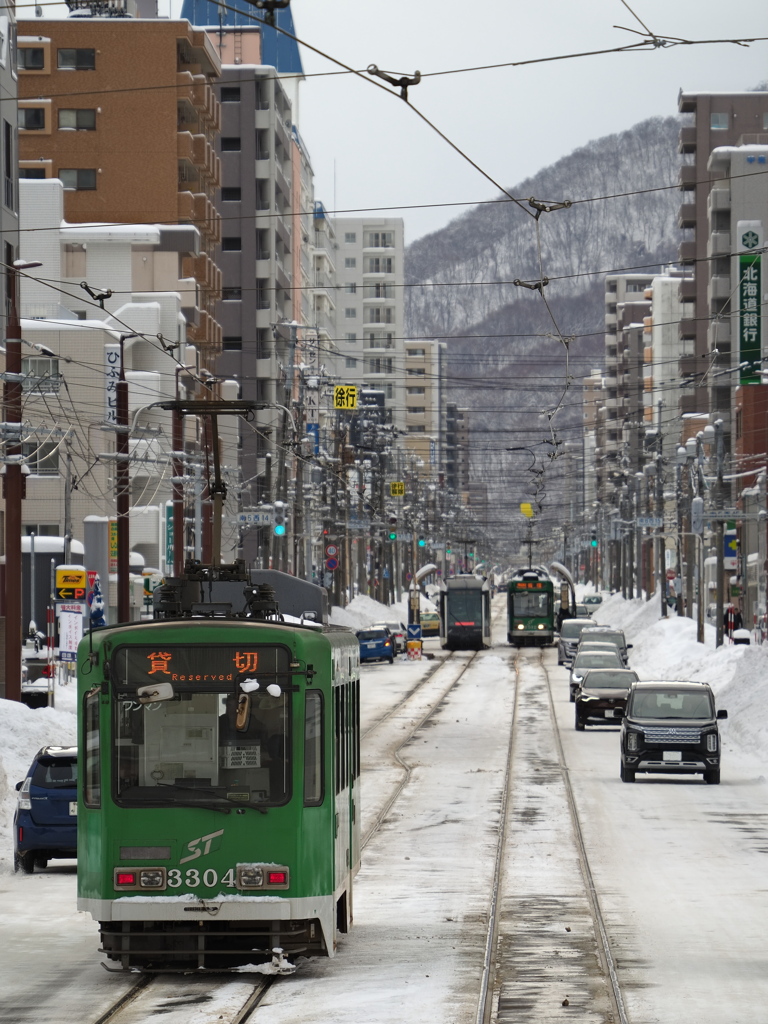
[484, 644, 629, 1024]
[89, 974, 271, 1024]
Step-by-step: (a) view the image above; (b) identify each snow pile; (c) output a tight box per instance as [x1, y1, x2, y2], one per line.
[329, 592, 437, 631]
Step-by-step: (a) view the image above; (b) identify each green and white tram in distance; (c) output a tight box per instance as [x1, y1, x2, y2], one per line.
[507, 567, 555, 646]
[77, 566, 360, 972]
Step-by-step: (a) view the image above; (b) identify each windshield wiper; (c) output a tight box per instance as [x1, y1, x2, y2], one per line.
[156, 783, 268, 814]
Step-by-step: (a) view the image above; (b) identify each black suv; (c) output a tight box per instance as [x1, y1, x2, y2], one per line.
[574, 668, 639, 729]
[14, 745, 78, 872]
[620, 681, 727, 784]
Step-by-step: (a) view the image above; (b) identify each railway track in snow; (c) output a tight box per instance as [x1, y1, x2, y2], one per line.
[91, 974, 271, 1024]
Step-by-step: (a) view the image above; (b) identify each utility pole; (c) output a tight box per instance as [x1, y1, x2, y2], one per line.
[116, 333, 132, 622]
[4, 259, 42, 702]
[714, 419, 725, 648]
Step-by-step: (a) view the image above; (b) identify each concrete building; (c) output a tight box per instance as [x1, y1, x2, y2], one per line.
[0, 2, 19, 311]
[332, 217, 406, 434]
[677, 89, 768, 417]
[17, 16, 223, 364]
[706, 143, 768, 487]
[16, 179, 240, 615]
[403, 338, 446, 479]
[643, 267, 689, 463]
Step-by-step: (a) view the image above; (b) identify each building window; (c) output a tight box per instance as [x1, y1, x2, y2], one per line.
[222, 287, 242, 301]
[221, 186, 241, 201]
[59, 168, 96, 190]
[20, 167, 46, 179]
[366, 256, 393, 273]
[385, 384, 393, 399]
[408, 406, 426, 414]
[407, 386, 426, 395]
[344, 307, 356, 318]
[22, 356, 61, 394]
[58, 108, 96, 130]
[345, 357, 357, 368]
[710, 112, 728, 130]
[21, 441, 59, 475]
[366, 307, 393, 324]
[57, 48, 95, 70]
[408, 348, 426, 357]
[18, 108, 45, 130]
[407, 368, 425, 376]
[18, 47, 44, 70]
[222, 237, 241, 251]
[408, 425, 426, 433]
[345, 333, 358, 342]
[344, 257, 356, 268]
[220, 87, 241, 102]
[221, 137, 241, 151]
[344, 283, 357, 293]
[366, 357, 392, 374]
[223, 337, 242, 350]
[344, 232, 356, 243]
[63, 242, 86, 277]
[366, 231, 394, 247]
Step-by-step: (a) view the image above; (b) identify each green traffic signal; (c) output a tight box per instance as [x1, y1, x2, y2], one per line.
[389, 531, 397, 541]
[418, 537, 426, 547]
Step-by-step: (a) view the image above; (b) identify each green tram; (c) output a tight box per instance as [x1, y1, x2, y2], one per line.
[507, 567, 555, 646]
[77, 566, 360, 972]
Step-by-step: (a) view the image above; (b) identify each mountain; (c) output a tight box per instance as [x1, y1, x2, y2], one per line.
[404, 116, 683, 556]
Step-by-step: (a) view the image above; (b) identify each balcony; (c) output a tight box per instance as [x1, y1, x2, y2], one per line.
[679, 317, 697, 339]
[679, 277, 696, 302]
[678, 203, 697, 228]
[709, 319, 731, 345]
[708, 231, 730, 257]
[678, 240, 696, 263]
[709, 188, 730, 212]
[678, 125, 697, 153]
[679, 165, 698, 188]
[709, 275, 731, 301]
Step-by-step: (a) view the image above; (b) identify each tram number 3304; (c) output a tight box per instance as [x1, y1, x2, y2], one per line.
[167, 867, 236, 888]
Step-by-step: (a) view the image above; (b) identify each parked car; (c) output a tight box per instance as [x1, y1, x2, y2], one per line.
[373, 621, 406, 654]
[356, 628, 395, 664]
[574, 604, 592, 618]
[582, 594, 603, 607]
[620, 680, 727, 784]
[557, 618, 595, 667]
[14, 745, 78, 873]
[578, 625, 632, 665]
[420, 612, 440, 637]
[574, 668, 639, 730]
[569, 648, 624, 701]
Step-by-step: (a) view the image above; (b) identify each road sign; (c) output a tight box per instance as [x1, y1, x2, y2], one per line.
[407, 624, 422, 640]
[390, 481, 405, 497]
[238, 512, 272, 525]
[334, 385, 358, 410]
[325, 544, 339, 557]
[637, 516, 663, 527]
[724, 527, 738, 570]
[325, 557, 339, 571]
[666, 569, 676, 580]
[55, 566, 87, 601]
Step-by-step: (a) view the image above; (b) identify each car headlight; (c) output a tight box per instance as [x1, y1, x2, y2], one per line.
[627, 730, 641, 752]
[572, 673, 584, 684]
[706, 732, 718, 753]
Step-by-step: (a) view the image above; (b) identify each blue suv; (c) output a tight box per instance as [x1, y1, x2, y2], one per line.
[14, 745, 78, 873]
[356, 628, 395, 664]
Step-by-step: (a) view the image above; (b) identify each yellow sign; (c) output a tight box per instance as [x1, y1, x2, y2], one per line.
[109, 519, 118, 573]
[390, 481, 405, 497]
[334, 385, 358, 410]
[55, 566, 87, 601]
[520, 502, 534, 518]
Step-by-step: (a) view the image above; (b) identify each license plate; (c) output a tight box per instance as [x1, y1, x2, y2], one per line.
[604, 709, 615, 718]
[69, 801, 78, 816]
[367, 643, 377, 649]
[663, 751, 682, 762]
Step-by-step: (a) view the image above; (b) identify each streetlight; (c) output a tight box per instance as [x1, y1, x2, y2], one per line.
[113, 333, 138, 622]
[4, 259, 42, 703]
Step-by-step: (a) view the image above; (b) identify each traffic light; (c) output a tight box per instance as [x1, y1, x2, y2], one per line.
[590, 529, 597, 548]
[274, 506, 286, 536]
[388, 516, 397, 541]
[418, 536, 426, 548]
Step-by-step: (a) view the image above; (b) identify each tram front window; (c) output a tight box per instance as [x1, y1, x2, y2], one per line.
[513, 592, 550, 616]
[447, 591, 480, 622]
[112, 645, 291, 809]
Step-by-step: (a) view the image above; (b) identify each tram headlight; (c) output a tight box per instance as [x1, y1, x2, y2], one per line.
[237, 866, 264, 888]
[537, 623, 544, 630]
[139, 869, 165, 888]
[516, 623, 524, 630]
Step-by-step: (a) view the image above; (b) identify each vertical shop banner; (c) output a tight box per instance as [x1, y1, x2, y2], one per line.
[738, 221, 762, 384]
[59, 610, 83, 662]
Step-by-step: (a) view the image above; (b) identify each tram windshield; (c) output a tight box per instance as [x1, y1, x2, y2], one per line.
[446, 590, 482, 623]
[511, 591, 550, 617]
[111, 644, 291, 810]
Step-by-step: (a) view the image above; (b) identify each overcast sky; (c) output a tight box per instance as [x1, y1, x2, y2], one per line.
[286, 0, 767, 243]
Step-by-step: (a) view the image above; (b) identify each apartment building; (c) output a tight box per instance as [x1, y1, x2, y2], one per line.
[332, 218, 406, 433]
[0, 4, 18, 312]
[17, 17, 223, 365]
[705, 143, 768, 487]
[444, 404, 470, 497]
[403, 338, 446, 479]
[16, 179, 240, 613]
[677, 90, 768, 417]
[643, 267, 689, 463]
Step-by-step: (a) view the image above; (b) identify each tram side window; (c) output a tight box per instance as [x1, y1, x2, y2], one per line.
[304, 690, 323, 806]
[84, 690, 101, 807]
[334, 687, 342, 795]
[352, 678, 360, 780]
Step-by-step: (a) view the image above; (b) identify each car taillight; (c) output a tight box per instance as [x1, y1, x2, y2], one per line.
[18, 778, 32, 810]
[706, 733, 718, 753]
[384, 640, 391, 646]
